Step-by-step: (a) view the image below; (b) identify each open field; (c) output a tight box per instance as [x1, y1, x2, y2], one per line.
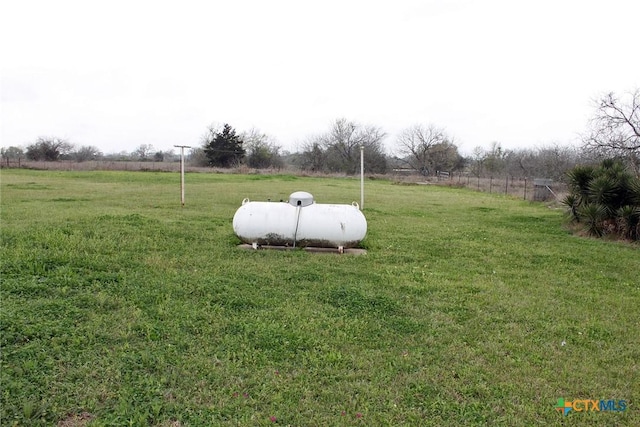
[1, 169, 638, 426]
[2, 160, 567, 202]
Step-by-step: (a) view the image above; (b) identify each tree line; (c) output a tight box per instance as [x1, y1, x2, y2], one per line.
[3, 89, 638, 180]
[0, 138, 179, 164]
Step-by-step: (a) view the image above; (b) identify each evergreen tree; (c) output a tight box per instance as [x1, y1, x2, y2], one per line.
[202, 124, 245, 167]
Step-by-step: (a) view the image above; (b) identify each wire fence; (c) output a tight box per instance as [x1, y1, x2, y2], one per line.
[454, 174, 565, 201]
[393, 171, 566, 202]
[2, 160, 566, 202]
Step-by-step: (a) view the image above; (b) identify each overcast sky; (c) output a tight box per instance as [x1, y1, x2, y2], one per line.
[1, 0, 638, 156]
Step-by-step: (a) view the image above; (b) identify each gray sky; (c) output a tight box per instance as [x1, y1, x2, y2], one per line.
[1, 0, 638, 156]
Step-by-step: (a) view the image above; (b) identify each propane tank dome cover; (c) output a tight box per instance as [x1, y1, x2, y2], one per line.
[289, 191, 314, 207]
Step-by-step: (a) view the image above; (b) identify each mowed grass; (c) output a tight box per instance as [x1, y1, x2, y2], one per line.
[1, 169, 638, 426]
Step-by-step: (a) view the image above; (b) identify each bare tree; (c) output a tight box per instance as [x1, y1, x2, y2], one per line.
[505, 144, 581, 181]
[395, 124, 453, 176]
[188, 147, 209, 167]
[73, 145, 103, 162]
[1, 146, 24, 162]
[301, 118, 387, 174]
[483, 142, 508, 177]
[242, 128, 283, 169]
[26, 137, 73, 161]
[323, 118, 387, 174]
[470, 146, 485, 177]
[133, 144, 155, 161]
[505, 148, 533, 179]
[583, 89, 640, 175]
[535, 144, 580, 181]
[299, 140, 327, 172]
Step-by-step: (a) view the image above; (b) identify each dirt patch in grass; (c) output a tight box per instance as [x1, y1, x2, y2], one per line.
[57, 412, 94, 427]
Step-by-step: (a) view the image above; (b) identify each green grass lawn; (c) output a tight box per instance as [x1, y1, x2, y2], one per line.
[1, 169, 638, 426]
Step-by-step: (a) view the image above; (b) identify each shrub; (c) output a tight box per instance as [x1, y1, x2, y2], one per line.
[564, 159, 640, 241]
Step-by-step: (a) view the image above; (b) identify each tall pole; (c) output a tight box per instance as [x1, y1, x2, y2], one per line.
[360, 144, 364, 209]
[174, 145, 191, 207]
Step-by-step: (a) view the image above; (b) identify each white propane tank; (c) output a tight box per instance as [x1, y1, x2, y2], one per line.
[232, 191, 367, 250]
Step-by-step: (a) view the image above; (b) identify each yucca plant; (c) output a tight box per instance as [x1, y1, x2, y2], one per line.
[588, 175, 621, 216]
[629, 178, 640, 206]
[601, 160, 634, 208]
[561, 194, 580, 222]
[565, 159, 640, 241]
[578, 203, 608, 237]
[566, 165, 595, 205]
[617, 205, 640, 240]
